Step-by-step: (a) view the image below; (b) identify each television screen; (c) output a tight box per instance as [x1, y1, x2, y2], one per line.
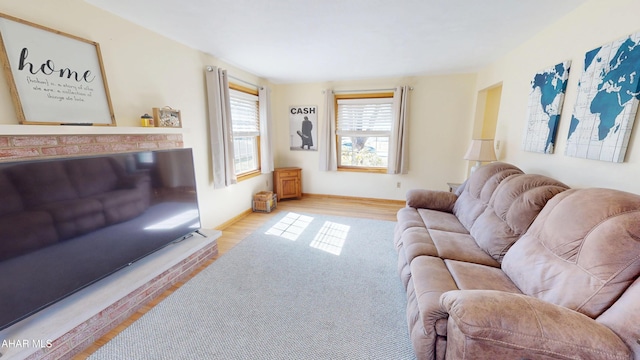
[0, 148, 201, 330]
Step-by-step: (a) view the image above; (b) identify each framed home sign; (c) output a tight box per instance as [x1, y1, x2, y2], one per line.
[0, 13, 116, 125]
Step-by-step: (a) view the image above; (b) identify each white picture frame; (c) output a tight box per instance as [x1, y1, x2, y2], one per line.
[0, 13, 115, 125]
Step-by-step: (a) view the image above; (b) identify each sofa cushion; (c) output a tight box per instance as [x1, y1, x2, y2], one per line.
[402, 227, 438, 263]
[429, 230, 499, 267]
[444, 260, 521, 293]
[417, 209, 468, 234]
[502, 188, 640, 318]
[396, 207, 428, 241]
[452, 162, 523, 231]
[6, 161, 79, 208]
[470, 173, 569, 262]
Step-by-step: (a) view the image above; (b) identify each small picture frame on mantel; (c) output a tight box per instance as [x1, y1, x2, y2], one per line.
[152, 107, 182, 128]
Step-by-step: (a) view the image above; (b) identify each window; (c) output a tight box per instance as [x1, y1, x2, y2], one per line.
[229, 84, 260, 177]
[335, 93, 394, 171]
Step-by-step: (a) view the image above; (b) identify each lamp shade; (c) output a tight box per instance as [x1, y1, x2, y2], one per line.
[464, 139, 497, 162]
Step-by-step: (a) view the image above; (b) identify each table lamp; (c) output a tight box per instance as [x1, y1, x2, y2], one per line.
[464, 139, 497, 173]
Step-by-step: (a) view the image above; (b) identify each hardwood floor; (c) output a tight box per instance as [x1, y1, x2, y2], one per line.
[74, 194, 404, 359]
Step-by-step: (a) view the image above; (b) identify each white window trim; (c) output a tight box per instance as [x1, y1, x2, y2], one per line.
[229, 88, 260, 176]
[336, 96, 394, 170]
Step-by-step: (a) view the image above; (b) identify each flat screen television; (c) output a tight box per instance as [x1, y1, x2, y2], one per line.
[0, 148, 202, 330]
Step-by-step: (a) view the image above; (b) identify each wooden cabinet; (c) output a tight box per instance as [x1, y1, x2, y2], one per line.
[273, 167, 301, 200]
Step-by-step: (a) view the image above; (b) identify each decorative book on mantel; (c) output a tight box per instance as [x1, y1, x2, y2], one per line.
[153, 107, 182, 128]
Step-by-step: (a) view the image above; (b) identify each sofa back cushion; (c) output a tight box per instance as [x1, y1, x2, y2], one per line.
[6, 161, 79, 208]
[470, 173, 569, 262]
[65, 157, 122, 197]
[502, 188, 640, 318]
[0, 171, 24, 216]
[453, 162, 523, 231]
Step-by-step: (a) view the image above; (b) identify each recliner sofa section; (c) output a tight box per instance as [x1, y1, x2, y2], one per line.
[396, 162, 640, 360]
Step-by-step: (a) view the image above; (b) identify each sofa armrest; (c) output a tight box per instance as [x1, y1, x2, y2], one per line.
[405, 189, 457, 212]
[440, 290, 631, 359]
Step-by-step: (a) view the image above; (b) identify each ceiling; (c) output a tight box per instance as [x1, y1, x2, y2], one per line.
[84, 0, 588, 84]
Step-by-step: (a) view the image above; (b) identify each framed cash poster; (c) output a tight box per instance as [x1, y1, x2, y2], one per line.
[289, 105, 317, 151]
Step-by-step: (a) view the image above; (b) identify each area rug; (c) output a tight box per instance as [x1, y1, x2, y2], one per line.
[89, 211, 416, 360]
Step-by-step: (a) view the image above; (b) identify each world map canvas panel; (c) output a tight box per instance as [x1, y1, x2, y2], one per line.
[522, 61, 571, 154]
[565, 32, 640, 162]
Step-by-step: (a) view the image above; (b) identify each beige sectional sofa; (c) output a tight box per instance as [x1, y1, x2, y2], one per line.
[394, 162, 640, 360]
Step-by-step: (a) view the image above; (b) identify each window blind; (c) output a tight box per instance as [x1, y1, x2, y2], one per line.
[230, 89, 259, 136]
[336, 98, 393, 137]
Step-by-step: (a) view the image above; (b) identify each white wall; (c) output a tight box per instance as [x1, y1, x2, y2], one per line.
[0, 0, 271, 228]
[0, 0, 479, 225]
[476, 0, 640, 193]
[272, 74, 478, 200]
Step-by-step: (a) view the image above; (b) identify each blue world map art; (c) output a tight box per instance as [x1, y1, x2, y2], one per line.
[523, 61, 571, 154]
[565, 32, 640, 162]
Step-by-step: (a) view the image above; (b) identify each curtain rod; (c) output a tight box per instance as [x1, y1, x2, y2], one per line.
[326, 87, 413, 94]
[205, 66, 263, 90]
[228, 75, 263, 90]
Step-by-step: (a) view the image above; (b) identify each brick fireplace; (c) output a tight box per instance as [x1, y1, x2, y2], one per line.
[0, 133, 184, 160]
[0, 133, 219, 360]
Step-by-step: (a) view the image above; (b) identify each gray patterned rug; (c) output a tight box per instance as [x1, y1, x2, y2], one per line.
[89, 211, 415, 360]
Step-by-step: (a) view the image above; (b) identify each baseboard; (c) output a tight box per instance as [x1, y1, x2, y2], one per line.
[214, 193, 404, 231]
[302, 193, 406, 206]
[215, 208, 254, 230]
